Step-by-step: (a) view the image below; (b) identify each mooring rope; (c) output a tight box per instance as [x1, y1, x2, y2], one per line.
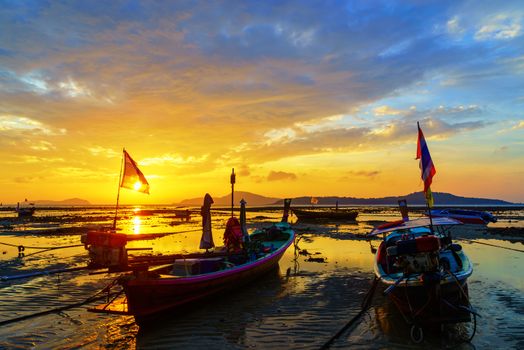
[319, 276, 378, 349]
[0, 278, 121, 326]
[460, 239, 524, 253]
[0, 242, 83, 251]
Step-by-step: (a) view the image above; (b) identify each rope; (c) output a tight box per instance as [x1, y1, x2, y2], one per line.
[168, 228, 202, 234]
[319, 276, 378, 349]
[0, 242, 83, 251]
[460, 239, 524, 253]
[0, 278, 121, 326]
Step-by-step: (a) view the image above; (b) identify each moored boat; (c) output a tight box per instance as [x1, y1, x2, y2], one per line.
[426, 208, 497, 225]
[16, 201, 36, 218]
[367, 122, 478, 343]
[89, 198, 295, 325]
[292, 208, 358, 221]
[369, 217, 475, 331]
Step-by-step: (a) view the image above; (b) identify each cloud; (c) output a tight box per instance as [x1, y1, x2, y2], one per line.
[139, 153, 209, 166]
[30, 140, 55, 151]
[223, 104, 488, 165]
[347, 170, 381, 178]
[267, 171, 297, 181]
[0, 1, 521, 202]
[0, 115, 66, 136]
[373, 105, 404, 117]
[237, 164, 251, 177]
[475, 14, 522, 41]
[87, 146, 120, 158]
[512, 120, 524, 129]
[447, 16, 465, 37]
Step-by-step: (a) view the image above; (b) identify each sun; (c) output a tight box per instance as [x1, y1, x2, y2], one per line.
[133, 181, 142, 191]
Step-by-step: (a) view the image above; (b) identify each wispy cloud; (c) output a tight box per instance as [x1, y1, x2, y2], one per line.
[475, 14, 522, 41]
[0, 115, 66, 135]
[512, 120, 524, 129]
[267, 171, 297, 181]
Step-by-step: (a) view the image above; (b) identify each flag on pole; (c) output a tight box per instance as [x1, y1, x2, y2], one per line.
[416, 122, 436, 207]
[120, 150, 150, 194]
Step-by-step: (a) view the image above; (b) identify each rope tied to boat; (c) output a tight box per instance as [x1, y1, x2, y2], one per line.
[0, 276, 122, 326]
[319, 276, 379, 349]
[0, 241, 83, 251]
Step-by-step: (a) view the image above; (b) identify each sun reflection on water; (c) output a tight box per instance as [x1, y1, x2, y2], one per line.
[133, 216, 141, 234]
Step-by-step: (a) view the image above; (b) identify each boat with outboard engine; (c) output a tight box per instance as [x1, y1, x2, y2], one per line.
[368, 216, 477, 341]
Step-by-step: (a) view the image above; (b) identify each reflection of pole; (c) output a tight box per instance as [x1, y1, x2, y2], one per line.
[427, 201, 434, 234]
[230, 168, 235, 217]
[113, 149, 125, 231]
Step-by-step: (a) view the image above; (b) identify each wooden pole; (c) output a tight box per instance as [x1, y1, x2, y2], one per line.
[230, 168, 235, 217]
[112, 149, 125, 231]
[427, 200, 434, 234]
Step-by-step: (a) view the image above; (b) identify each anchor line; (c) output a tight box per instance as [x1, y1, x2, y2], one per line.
[319, 276, 378, 350]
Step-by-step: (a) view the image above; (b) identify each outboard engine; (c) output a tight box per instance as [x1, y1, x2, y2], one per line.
[81, 230, 128, 269]
[387, 235, 440, 274]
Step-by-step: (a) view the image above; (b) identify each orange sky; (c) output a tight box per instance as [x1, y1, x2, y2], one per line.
[1, 2, 523, 204]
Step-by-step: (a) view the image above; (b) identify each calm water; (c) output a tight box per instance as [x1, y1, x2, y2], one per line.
[0, 206, 523, 349]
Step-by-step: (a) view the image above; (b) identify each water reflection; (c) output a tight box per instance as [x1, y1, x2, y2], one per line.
[0, 206, 522, 349]
[373, 294, 477, 348]
[133, 216, 141, 234]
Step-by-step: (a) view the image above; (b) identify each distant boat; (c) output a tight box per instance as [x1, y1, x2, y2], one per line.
[292, 208, 358, 221]
[426, 208, 497, 225]
[173, 209, 191, 219]
[16, 202, 36, 218]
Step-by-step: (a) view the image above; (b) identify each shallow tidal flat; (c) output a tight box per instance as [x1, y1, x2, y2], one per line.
[0, 206, 523, 349]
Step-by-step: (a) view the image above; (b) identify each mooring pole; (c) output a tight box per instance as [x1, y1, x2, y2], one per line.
[112, 148, 125, 231]
[230, 168, 235, 217]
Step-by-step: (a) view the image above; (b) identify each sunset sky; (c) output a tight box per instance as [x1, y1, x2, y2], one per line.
[1, 1, 523, 204]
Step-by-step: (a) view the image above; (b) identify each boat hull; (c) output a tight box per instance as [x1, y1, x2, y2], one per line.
[292, 209, 358, 221]
[372, 229, 474, 326]
[427, 209, 497, 225]
[121, 223, 295, 324]
[385, 277, 471, 325]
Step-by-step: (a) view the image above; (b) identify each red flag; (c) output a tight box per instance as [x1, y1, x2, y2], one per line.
[120, 150, 150, 194]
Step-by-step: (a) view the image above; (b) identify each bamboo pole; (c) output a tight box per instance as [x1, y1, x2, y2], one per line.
[112, 148, 125, 231]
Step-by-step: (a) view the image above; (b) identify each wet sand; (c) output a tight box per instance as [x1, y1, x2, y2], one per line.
[0, 206, 523, 349]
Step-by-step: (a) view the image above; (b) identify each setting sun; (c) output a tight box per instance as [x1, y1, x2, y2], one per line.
[133, 181, 142, 191]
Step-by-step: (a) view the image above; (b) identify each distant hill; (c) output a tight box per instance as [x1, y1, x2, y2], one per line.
[277, 192, 515, 206]
[33, 198, 91, 206]
[177, 191, 281, 206]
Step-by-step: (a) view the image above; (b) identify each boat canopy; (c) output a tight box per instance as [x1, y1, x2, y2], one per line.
[368, 217, 461, 236]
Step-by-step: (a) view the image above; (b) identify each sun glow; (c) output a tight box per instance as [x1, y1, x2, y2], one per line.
[133, 181, 142, 191]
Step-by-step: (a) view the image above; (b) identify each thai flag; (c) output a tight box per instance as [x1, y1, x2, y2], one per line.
[416, 122, 436, 194]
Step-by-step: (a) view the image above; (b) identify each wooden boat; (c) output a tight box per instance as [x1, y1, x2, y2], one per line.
[173, 209, 191, 219]
[90, 220, 295, 325]
[292, 208, 358, 221]
[369, 217, 476, 339]
[426, 208, 497, 225]
[16, 202, 36, 218]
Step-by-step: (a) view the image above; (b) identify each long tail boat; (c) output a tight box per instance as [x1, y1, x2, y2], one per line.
[292, 208, 358, 221]
[88, 198, 295, 326]
[369, 216, 475, 329]
[426, 208, 497, 225]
